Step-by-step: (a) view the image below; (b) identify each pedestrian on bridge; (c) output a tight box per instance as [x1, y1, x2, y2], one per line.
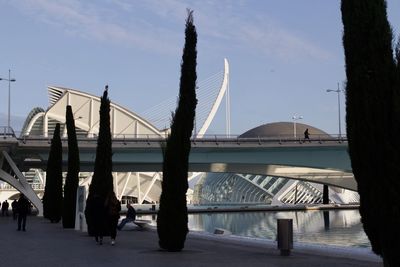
[304, 128, 311, 142]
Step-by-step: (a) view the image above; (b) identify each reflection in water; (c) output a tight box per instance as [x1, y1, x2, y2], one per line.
[323, 211, 330, 230]
[188, 209, 369, 247]
[138, 209, 370, 248]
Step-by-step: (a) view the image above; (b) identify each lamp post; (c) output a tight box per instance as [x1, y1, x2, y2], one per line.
[0, 70, 16, 133]
[292, 115, 303, 139]
[326, 83, 343, 139]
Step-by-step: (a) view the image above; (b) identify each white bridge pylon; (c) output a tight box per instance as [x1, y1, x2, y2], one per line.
[196, 58, 229, 138]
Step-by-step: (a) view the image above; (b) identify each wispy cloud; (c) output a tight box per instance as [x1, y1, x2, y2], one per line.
[133, 0, 332, 61]
[235, 19, 332, 61]
[9, 0, 181, 54]
[9, 0, 332, 61]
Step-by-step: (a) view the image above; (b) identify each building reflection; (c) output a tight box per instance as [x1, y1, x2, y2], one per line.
[188, 209, 369, 247]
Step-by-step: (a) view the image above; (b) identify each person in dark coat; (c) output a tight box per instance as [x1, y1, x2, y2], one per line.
[105, 191, 121, 246]
[11, 199, 18, 220]
[304, 128, 311, 142]
[2, 200, 9, 216]
[90, 195, 107, 245]
[17, 194, 31, 231]
[117, 203, 136, 230]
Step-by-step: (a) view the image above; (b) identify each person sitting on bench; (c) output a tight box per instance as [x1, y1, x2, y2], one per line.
[117, 203, 136, 230]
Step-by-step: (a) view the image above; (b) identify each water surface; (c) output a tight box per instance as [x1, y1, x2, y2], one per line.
[139, 209, 369, 247]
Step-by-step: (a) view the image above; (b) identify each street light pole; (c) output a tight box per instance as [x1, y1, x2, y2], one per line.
[327, 83, 342, 139]
[292, 115, 303, 139]
[0, 70, 16, 133]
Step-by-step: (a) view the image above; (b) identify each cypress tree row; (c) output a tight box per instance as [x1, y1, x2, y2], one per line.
[341, 1, 400, 265]
[157, 10, 197, 251]
[43, 123, 63, 223]
[85, 86, 114, 235]
[62, 105, 80, 228]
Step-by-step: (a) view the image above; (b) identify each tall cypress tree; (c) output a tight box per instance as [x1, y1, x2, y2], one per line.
[342, 1, 400, 265]
[43, 123, 63, 223]
[85, 86, 114, 235]
[157, 10, 197, 251]
[62, 105, 80, 228]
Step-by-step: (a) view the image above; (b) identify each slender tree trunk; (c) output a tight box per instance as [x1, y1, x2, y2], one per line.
[85, 86, 114, 236]
[63, 105, 80, 228]
[157, 10, 197, 251]
[43, 123, 63, 223]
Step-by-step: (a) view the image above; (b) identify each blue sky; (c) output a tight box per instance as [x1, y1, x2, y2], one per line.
[0, 0, 400, 135]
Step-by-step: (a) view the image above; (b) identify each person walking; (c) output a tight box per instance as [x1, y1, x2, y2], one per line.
[117, 203, 136, 230]
[11, 199, 18, 220]
[2, 200, 9, 216]
[90, 194, 107, 245]
[17, 194, 30, 231]
[304, 128, 311, 142]
[105, 192, 121, 246]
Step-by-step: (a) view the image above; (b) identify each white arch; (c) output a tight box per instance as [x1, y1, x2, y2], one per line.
[196, 58, 229, 138]
[23, 111, 45, 136]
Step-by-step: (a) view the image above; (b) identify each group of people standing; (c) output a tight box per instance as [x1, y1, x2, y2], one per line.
[0, 194, 31, 231]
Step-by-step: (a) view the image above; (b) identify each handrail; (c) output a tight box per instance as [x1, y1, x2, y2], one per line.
[15, 133, 348, 146]
[0, 126, 16, 138]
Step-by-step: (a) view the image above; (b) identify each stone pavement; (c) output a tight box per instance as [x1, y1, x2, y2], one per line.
[0, 216, 383, 267]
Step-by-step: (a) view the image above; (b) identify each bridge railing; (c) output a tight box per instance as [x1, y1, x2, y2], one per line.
[0, 126, 16, 138]
[0, 182, 44, 191]
[17, 133, 347, 145]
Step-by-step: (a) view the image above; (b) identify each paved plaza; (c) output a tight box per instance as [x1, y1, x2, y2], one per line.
[0, 215, 382, 267]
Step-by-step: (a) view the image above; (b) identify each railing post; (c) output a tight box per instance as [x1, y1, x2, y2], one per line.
[277, 218, 293, 256]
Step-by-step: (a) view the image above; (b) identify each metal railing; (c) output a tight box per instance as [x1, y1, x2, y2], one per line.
[0, 126, 348, 145]
[0, 183, 44, 191]
[16, 133, 348, 146]
[0, 126, 16, 138]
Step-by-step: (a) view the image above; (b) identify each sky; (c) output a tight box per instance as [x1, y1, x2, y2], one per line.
[0, 0, 400, 136]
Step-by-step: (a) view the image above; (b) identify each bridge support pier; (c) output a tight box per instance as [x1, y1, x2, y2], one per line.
[0, 151, 43, 216]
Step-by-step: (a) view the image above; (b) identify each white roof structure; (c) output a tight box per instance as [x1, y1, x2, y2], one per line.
[24, 86, 162, 139]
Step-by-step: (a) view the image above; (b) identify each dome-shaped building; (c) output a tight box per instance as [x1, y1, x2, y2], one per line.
[240, 122, 330, 139]
[193, 122, 359, 205]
